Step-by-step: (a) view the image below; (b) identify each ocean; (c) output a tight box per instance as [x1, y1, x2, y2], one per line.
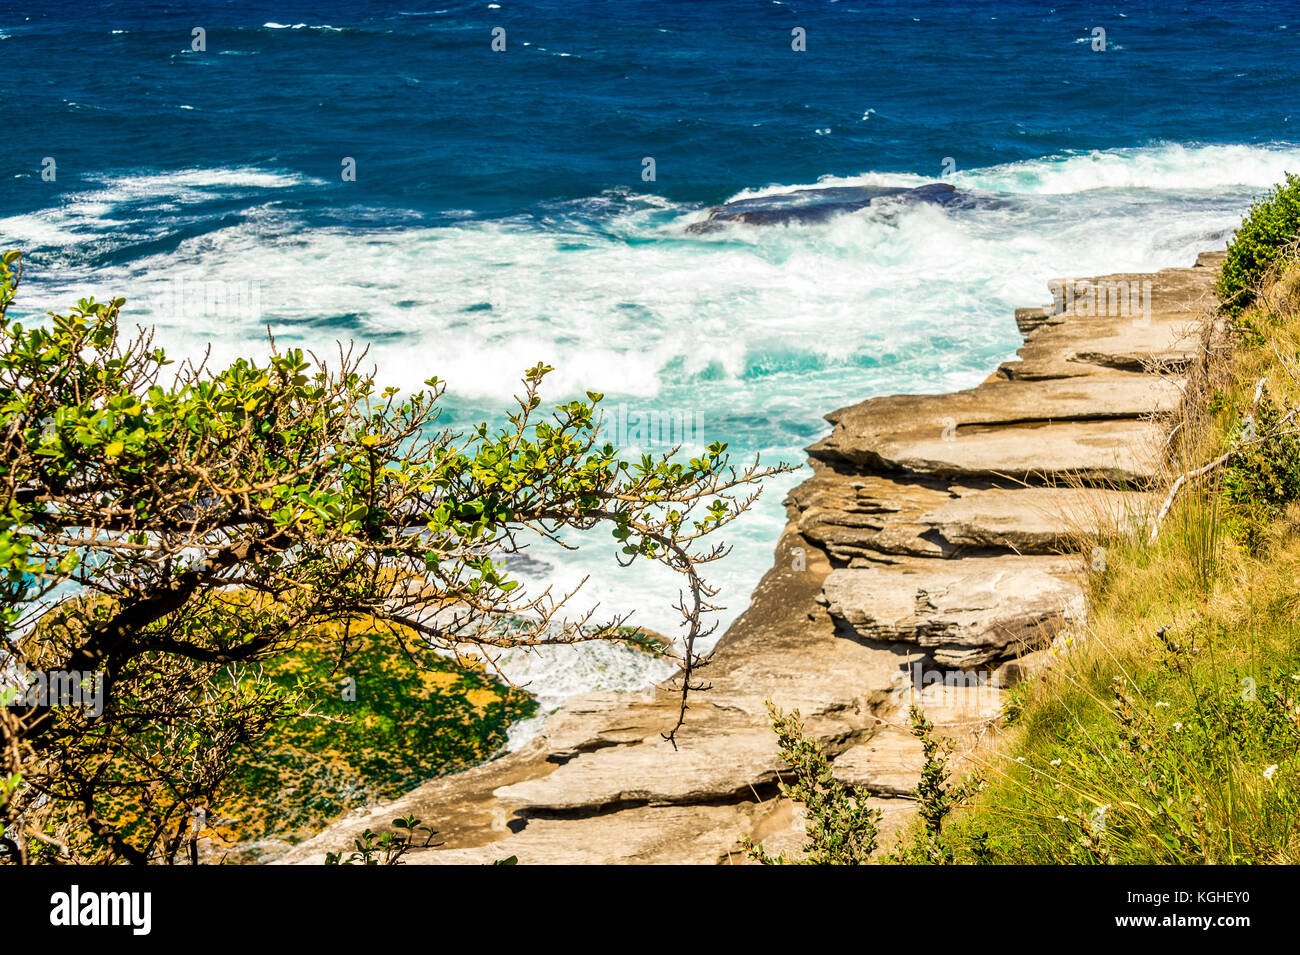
[3, 0, 1299, 730]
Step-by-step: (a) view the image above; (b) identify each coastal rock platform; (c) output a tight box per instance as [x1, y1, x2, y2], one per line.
[275, 252, 1223, 865]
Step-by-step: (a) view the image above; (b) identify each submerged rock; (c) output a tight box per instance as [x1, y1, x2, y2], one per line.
[686, 182, 999, 233]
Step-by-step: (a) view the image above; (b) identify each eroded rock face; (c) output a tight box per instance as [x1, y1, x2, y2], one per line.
[271, 253, 1220, 867]
[821, 417, 1162, 484]
[494, 723, 788, 811]
[821, 557, 1083, 668]
[404, 805, 756, 865]
[920, 486, 1151, 551]
[810, 374, 1181, 484]
[997, 261, 1222, 381]
[832, 735, 927, 797]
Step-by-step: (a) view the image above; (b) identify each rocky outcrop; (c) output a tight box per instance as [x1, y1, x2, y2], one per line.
[273, 252, 1223, 865]
[820, 556, 1083, 668]
[686, 182, 1004, 232]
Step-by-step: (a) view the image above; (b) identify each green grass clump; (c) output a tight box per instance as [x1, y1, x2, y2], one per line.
[946, 611, 1300, 864]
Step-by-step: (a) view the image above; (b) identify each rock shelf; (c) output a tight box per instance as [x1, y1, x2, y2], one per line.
[276, 252, 1223, 865]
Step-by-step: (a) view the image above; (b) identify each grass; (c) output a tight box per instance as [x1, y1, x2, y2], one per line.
[941, 250, 1300, 864]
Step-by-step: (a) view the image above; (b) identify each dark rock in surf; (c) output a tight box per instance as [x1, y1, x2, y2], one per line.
[686, 181, 999, 233]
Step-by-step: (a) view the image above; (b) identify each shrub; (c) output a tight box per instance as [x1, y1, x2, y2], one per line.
[1216, 173, 1300, 317]
[1222, 395, 1300, 552]
[0, 250, 788, 863]
[744, 702, 986, 865]
[742, 702, 880, 864]
[887, 706, 986, 865]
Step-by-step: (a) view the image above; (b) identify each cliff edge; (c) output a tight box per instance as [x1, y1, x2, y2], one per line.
[275, 251, 1224, 865]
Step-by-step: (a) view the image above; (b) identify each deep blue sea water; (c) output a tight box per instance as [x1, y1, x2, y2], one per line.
[3, 1, 1299, 724]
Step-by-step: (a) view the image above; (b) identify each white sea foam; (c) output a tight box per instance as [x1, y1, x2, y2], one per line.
[956, 142, 1300, 194]
[263, 22, 344, 31]
[0, 167, 319, 250]
[6, 143, 1296, 743]
[492, 642, 677, 749]
[727, 142, 1300, 200]
[84, 166, 319, 192]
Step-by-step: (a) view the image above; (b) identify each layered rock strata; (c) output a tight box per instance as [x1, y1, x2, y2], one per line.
[275, 252, 1222, 865]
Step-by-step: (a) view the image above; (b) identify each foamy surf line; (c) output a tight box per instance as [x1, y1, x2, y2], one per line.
[722, 142, 1300, 200]
[2, 142, 1296, 742]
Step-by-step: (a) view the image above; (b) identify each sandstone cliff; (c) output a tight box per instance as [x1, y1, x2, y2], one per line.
[275, 251, 1224, 865]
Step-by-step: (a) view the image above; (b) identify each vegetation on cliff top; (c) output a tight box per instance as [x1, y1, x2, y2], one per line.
[1216, 172, 1300, 317]
[220, 616, 536, 859]
[947, 179, 1300, 864]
